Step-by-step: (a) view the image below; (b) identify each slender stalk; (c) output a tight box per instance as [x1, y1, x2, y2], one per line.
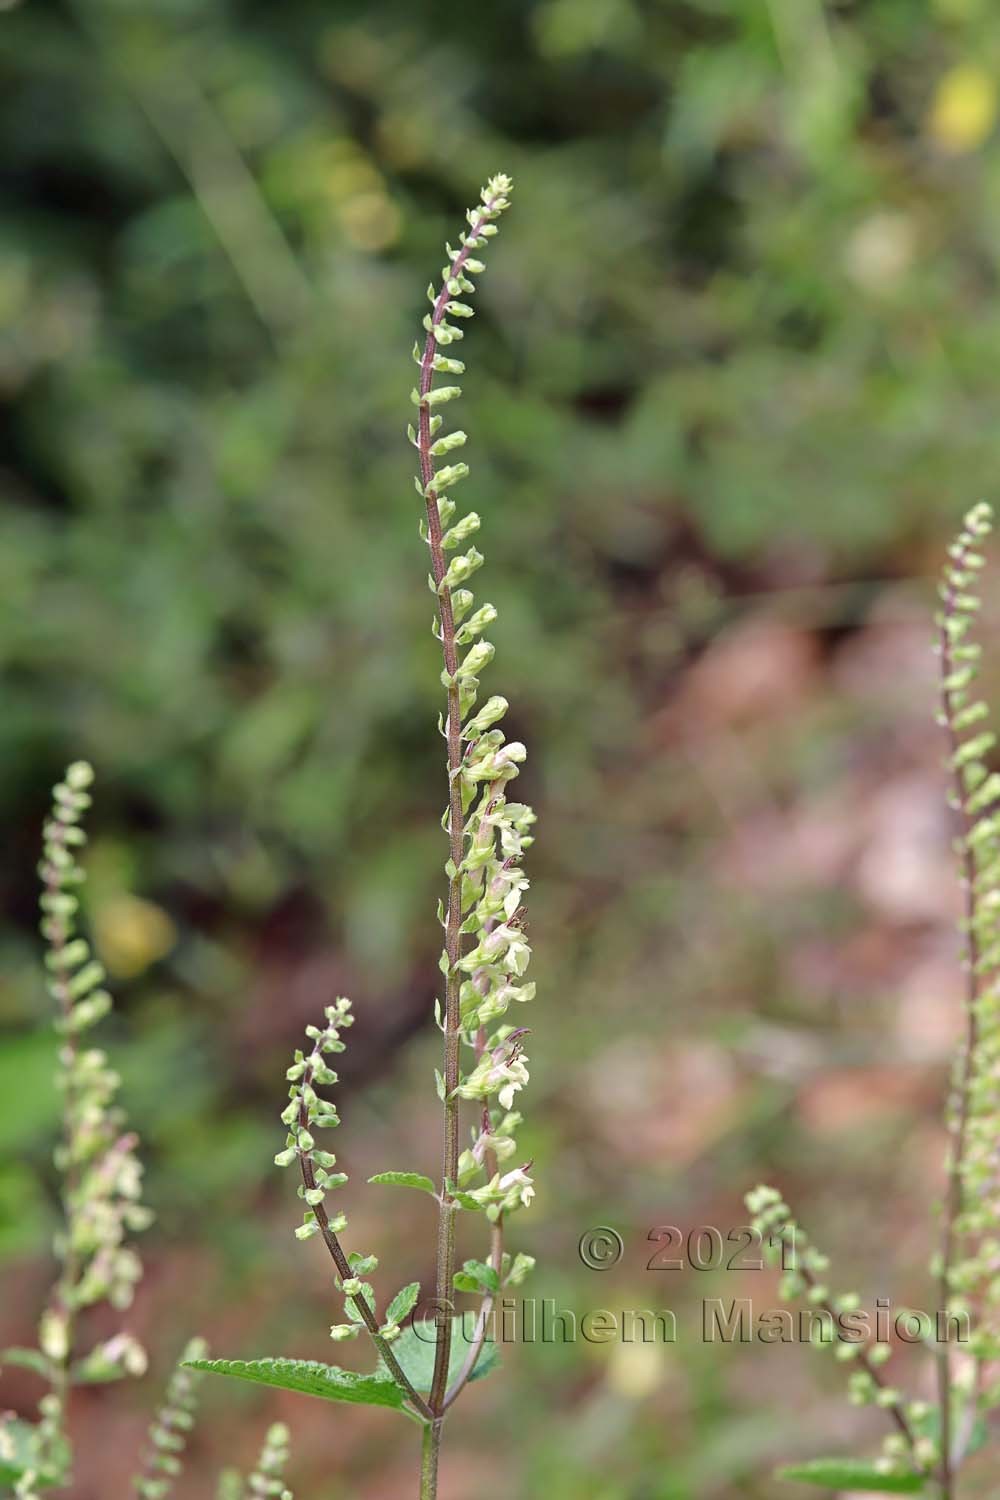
[936, 538, 984, 1500]
[420, 1418, 442, 1500]
[418, 189, 506, 1419]
[794, 1261, 924, 1462]
[294, 1078, 432, 1421]
[443, 1218, 502, 1410]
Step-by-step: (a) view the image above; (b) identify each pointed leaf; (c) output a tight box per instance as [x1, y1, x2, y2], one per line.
[184, 1357, 405, 1410]
[367, 1171, 437, 1196]
[377, 1317, 500, 1393]
[386, 1282, 421, 1326]
[777, 1459, 926, 1492]
[454, 1260, 500, 1294]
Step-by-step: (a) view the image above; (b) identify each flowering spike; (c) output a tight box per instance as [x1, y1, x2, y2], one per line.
[25, 763, 152, 1483]
[743, 1189, 931, 1475]
[409, 173, 536, 1421]
[742, 505, 1000, 1491]
[933, 503, 1000, 1481]
[133, 1338, 207, 1499]
[247, 1423, 293, 1500]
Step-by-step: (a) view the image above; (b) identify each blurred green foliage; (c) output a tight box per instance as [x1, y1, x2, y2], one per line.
[5, 0, 1000, 1496]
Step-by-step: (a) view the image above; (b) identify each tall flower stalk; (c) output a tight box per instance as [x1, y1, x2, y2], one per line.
[133, 1338, 206, 1499]
[1, 762, 151, 1496]
[411, 169, 536, 1487]
[2, 775, 304, 1495]
[189, 174, 536, 1500]
[744, 503, 1000, 1499]
[934, 501, 1000, 1497]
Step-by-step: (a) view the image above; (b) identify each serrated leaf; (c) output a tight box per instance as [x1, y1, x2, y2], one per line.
[367, 1171, 437, 1196]
[444, 1179, 483, 1211]
[386, 1282, 421, 1325]
[377, 1317, 500, 1393]
[455, 1259, 500, 1294]
[184, 1357, 405, 1410]
[777, 1459, 926, 1492]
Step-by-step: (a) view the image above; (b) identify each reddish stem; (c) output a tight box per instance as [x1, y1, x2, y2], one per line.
[416, 192, 504, 1418]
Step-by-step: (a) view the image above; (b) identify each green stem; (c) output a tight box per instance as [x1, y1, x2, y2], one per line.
[420, 1420, 441, 1500]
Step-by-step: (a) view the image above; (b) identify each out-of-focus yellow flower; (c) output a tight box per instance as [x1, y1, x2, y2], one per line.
[94, 894, 177, 979]
[339, 192, 401, 251]
[327, 157, 382, 200]
[928, 64, 997, 153]
[605, 1337, 666, 1400]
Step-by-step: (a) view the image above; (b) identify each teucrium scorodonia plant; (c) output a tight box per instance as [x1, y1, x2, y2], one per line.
[0, 768, 296, 1497]
[745, 503, 1000, 1498]
[1, 761, 151, 1498]
[192, 173, 536, 1499]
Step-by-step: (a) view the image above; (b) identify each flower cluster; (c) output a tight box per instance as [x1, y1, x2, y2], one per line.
[39, 762, 151, 1323]
[275, 997, 353, 1243]
[935, 502, 1000, 1348]
[2, 762, 153, 1491]
[275, 1001, 420, 1349]
[745, 1187, 936, 1477]
[411, 174, 537, 1227]
[133, 1338, 207, 1499]
[191, 173, 524, 1482]
[246, 1422, 293, 1500]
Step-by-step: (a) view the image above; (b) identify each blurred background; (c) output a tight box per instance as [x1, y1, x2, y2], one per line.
[3, 0, 1000, 1494]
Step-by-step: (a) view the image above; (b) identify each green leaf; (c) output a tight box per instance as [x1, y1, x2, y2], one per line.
[911, 1398, 988, 1460]
[454, 1259, 500, 1295]
[0, 1418, 69, 1488]
[777, 1459, 926, 1492]
[0, 1419, 36, 1485]
[0, 1347, 52, 1379]
[444, 1178, 483, 1211]
[377, 1317, 500, 1393]
[386, 1282, 421, 1326]
[367, 1171, 437, 1196]
[184, 1357, 405, 1410]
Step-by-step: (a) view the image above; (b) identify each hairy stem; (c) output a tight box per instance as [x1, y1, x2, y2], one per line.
[936, 541, 983, 1500]
[420, 1419, 442, 1500]
[418, 191, 504, 1419]
[295, 1082, 432, 1421]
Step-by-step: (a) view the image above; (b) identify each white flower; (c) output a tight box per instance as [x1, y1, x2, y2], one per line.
[497, 1165, 535, 1209]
